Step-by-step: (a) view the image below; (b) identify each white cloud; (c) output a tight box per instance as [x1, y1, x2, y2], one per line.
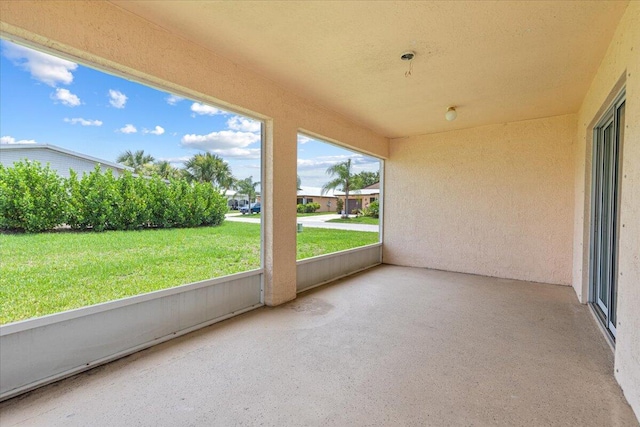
[190, 102, 227, 116]
[51, 88, 81, 107]
[297, 135, 313, 145]
[227, 116, 261, 133]
[296, 154, 376, 170]
[143, 125, 165, 135]
[208, 147, 261, 159]
[108, 89, 127, 108]
[181, 130, 260, 152]
[118, 124, 137, 134]
[2, 41, 77, 87]
[64, 117, 103, 126]
[166, 94, 184, 105]
[0, 136, 37, 145]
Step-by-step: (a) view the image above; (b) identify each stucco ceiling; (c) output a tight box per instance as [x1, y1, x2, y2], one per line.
[111, 1, 628, 139]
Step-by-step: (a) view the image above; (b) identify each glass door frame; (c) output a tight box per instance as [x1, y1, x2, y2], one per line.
[589, 89, 625, 340]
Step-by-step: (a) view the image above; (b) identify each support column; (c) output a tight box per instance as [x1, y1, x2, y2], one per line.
[262, 120, 298, 306]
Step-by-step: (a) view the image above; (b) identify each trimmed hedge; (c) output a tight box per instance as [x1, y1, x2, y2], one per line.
[296, 202, 320, 213]
[0, 161, 227, 233]
[0, 161, 68, 232]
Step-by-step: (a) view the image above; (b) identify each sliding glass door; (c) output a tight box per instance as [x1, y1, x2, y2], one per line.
[590, 91, 625, 339]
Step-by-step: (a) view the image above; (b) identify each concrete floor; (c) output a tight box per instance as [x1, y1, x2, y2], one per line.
[1, 265, 637, 426]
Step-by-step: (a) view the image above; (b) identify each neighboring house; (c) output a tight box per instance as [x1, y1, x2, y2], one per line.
[224, 190, 250, 209]
[0, 143, 132, 178]
[297, 186, 338, 212]
[335, 182, 380, 213]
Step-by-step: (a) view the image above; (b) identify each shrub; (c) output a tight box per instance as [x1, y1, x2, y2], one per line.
[2, 163, 227, 233]
[161, 180, 226, 228]
[195, 181, 227, 226]
[297, 202, 321, 213]
[336, 198, 344, 214]
[305, 202, 320, 213]
[146, 175, 173, 228]
[111, 171, 150, 230]
[368, 200, 379, 218]
[166, 178, 193, 227]
[67, 166, 118, 232]
[0, 161, 68, 232]
[65, 170, 84, 230]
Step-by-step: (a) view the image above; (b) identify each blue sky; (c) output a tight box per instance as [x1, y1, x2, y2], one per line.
[0, 40, 379, 188]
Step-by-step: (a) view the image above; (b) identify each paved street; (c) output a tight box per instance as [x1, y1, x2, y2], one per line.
[225, 213, 379, 232]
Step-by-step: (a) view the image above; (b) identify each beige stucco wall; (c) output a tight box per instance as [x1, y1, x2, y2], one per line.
[384, 114, 576, 286]
[572, 2, 639, 417]
[297, 196, 337, 213]
[0, 1, 389, 307]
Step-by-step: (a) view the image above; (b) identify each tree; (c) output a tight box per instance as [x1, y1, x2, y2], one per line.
[352, 171, 379, 190]
[116, 150, 155, 174]
[236, 176, 260, 210]
[297, 175, 302, 191]
[152, 160, 182, 180]
[184, 153, 234, 193]
[322, 158, 354, 218]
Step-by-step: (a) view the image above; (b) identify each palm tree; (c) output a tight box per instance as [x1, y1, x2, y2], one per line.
[322, 158, 354, 218]
[153, 160, 181, 180]
[184, 153, 233, 193]
[116, 150, 155, 173]
[236, 176, 260, 211]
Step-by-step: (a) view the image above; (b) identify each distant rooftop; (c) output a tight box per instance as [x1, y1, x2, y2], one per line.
[297, 186, 338, 198]
[0, 143, 133, 172]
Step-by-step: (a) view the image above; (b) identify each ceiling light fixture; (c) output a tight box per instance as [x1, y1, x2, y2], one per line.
[445, 106, 457, 121]
[400, 51, 415, 61]
[401, 51, 415, 77]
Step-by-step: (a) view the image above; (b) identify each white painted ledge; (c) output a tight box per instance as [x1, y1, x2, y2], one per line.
[0, 270, 263, 400]
[296, 243, 382, 292]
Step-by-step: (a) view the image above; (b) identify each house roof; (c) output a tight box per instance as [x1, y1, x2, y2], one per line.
[297, 186, 338, 198]
[112, 1, 628, 138]
[334, 188, 380, 197]
[364, 182, 380, 190]
[0, 143, 133, 172]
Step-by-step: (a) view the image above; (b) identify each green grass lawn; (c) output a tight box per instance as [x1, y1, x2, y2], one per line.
[0, 222, 378, 324]
[327, 216, 379, 225]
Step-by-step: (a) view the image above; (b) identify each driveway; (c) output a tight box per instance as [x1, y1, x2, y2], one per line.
[225, 213, 378, 232]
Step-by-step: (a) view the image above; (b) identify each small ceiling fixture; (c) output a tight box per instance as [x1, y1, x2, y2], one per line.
[400, 51, 415, 61]
[445, 106, 457, 121]
[401, 51, 415, 77]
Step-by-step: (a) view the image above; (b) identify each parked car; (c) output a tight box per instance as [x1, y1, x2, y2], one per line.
[240, 202, 260, 215]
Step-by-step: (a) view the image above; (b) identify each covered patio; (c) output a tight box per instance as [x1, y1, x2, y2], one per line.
[1, 266, 636, 425]
[0, 1, 639, 424]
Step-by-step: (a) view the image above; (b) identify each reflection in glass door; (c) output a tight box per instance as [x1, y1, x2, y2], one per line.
[590, 91, 625, 340]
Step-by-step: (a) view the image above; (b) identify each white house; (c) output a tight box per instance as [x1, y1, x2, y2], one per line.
[0, 144, 132, 178]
